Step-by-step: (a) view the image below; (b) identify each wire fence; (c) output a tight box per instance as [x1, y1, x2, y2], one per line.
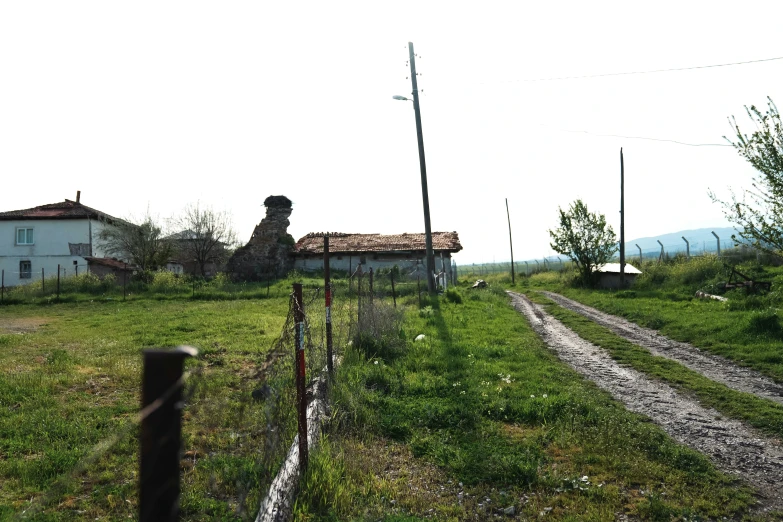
[7, 243, 421, 520]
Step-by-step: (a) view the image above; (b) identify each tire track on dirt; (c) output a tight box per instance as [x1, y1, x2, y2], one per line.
[508, 291, 783, 510]
[539, 291, 783, 405]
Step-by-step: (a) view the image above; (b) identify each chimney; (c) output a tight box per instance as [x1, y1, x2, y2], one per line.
[76, 191, 81, 203]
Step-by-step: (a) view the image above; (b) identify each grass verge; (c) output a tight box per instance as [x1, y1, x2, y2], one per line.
[293, 286, 769, 521]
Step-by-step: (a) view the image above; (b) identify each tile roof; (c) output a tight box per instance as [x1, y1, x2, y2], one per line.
[295, 232, 462, 255]
[84, 257, 136, 270]
[0, 199, 121, 222]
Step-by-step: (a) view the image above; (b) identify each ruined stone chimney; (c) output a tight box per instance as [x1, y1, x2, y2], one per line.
[227, 195, 295, 281]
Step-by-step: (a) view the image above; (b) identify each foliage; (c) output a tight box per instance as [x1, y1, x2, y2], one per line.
[711, 97, 783, 257]
[97, 212, 172, 272]
[548, 199, 617, 286]
[171, 203, 239, 276]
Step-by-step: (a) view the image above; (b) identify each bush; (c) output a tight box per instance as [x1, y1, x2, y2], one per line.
[444, 288, 463, 304]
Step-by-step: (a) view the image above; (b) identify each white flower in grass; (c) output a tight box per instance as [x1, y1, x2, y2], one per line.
[530, 394, 535, 398]
[543, 394, 548, 398]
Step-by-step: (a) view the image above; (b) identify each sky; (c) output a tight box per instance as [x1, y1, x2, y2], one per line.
[2, 1, 781, 264]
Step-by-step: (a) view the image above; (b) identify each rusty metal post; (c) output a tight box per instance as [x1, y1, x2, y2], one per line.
[390, 269, 397, 308]
[368, 267, 374, 306]
[57, 264, 61, 300]
[292, 283, 308, 471]
[324, 236, 333, 378]
[416, 272, 421, 308]
[357, 266, 363, 325]
[140, 345, 197, 522]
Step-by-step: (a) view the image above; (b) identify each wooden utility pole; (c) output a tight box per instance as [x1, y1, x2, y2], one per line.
[506, 198, 515, 284]
[620, 148, 625, 289]
[408, 42, 436, 294]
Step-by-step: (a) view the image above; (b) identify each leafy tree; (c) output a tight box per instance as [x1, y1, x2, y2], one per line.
[549, 199, 617, 285]
[171, 203, 238, 276]
[97, 213, 173, 272]
[711, 97, 783, 256]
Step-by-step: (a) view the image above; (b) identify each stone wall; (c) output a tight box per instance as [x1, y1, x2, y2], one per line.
[227, 195, 295, 281]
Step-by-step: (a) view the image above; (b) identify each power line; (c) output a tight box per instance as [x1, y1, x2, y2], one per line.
[545, 125, 733, 147]
[498, 55, 783, 84]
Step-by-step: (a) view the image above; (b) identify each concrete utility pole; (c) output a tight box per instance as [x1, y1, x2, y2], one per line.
[408, 42, 436, 293]
[682, 236, 690, 259]
[620, 148, 625, 289]
[636, 244, 642, 264]
[712, 231, 721, 257]
[506, 198, 515, 284]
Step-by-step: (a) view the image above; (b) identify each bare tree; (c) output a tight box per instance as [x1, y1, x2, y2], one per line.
[97, 212, 173, 272]
[172, 203, 238, 276]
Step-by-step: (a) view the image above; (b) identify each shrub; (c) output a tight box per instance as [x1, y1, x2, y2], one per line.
[444, 288, 463, 304]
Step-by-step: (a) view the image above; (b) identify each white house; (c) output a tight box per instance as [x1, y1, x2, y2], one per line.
[0, 193, 124, 287]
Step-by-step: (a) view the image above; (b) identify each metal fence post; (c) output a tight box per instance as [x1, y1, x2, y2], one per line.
[140, 346, 197, 522]
[636, 244, 642, 264]
[323, 236, 333, 378]
[292, 283, 308, 471]
[42, 268, 45, 293]
[657, 240, 665, 263]
[368, 267, 374, 306]
[712, 231, 721, 257]
[682, 237, 690, 259]
[57, 264, 61, 300]
[1, 270, 4, 303]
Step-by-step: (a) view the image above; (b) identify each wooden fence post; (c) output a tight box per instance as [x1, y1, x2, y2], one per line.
[140, 346, 197, 522]
[293, 283, 308, 471]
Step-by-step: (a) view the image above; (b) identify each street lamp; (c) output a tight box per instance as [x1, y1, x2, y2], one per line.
[394, 41, 436, 294]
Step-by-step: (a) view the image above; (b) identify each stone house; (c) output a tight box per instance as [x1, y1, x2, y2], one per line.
[293, 232, 462, 278]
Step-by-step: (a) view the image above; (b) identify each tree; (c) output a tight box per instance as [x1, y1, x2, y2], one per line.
[171, 203, 238, 277]
[97, 213, 173, 272]
[549, 199, 617, 285]
[711, 97, 783, 256]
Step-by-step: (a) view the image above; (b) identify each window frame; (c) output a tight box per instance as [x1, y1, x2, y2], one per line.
[15, 227, 34, 246]
[19, 260, 32, 279]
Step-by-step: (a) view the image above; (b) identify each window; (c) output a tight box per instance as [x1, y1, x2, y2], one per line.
[16, 228, 34, 245]
[19, 261, 31, 279]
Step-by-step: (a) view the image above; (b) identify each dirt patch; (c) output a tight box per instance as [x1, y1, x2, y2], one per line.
[0, 317, 50, 334]
[509, 291, 783, 512]
[539, 291, 783, 405]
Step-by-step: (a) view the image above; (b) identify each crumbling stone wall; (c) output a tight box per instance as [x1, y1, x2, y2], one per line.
[227, 195, 295, 281]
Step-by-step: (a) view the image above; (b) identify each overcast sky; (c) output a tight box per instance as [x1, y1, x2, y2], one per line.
[2, 1, 781, 264]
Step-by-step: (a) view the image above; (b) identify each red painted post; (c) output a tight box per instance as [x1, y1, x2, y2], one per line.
[323, 236, 333, 378]
[293, 283, 308, 471]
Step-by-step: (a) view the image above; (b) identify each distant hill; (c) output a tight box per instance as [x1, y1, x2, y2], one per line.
[625, 227, 738, 256]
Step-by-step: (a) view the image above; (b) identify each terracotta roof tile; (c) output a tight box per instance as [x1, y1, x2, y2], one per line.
[0, 199, 120, 222]
[295, 232, 462, 254]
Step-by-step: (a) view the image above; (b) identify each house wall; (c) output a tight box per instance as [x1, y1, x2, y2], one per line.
[0, 218, 113, 287]
[294, 252, 454, 278]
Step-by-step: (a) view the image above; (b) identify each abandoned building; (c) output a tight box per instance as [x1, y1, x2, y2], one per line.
[594, 262, 642, 289]
[227, 196, 295, 281]
[293, 232, 463, 278]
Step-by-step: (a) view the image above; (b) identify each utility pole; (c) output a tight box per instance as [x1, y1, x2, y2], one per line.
[408, 42, 436, 294]
[506, 198, 515, 284]
[620, 148, 625, 289]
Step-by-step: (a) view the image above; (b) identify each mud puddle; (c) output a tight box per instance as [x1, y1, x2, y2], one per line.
[509, 291, 783, 510]
[539, 291, 783, 405]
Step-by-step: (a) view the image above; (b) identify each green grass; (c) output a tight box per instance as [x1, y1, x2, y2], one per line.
[528, 291, 783, 439]
[294, 286, 769, 521]
[0, 290, 295, 520]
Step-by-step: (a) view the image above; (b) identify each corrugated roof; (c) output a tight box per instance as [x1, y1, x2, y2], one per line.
[595, 263, 642, 274]
[0, 199, 121, 222]
[295, 232, 462, 255]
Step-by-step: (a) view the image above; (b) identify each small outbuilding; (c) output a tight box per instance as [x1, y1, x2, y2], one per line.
[594, 263, 642, 289]
[293, 231, 462, 278]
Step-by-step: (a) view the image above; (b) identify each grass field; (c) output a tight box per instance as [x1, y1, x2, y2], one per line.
[0, 286, 295, 520]
[293, 286, 767, 521]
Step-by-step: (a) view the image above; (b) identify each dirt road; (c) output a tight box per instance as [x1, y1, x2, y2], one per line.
[508, 291, 783, 511]
[539, 291, 783, 405]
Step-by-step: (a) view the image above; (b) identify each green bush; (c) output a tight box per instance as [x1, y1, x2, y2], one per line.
[444, 288, 463, 304]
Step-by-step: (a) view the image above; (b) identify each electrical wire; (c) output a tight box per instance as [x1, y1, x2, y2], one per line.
[496, 55, 783, 84]
[540, 124, 733, 147]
